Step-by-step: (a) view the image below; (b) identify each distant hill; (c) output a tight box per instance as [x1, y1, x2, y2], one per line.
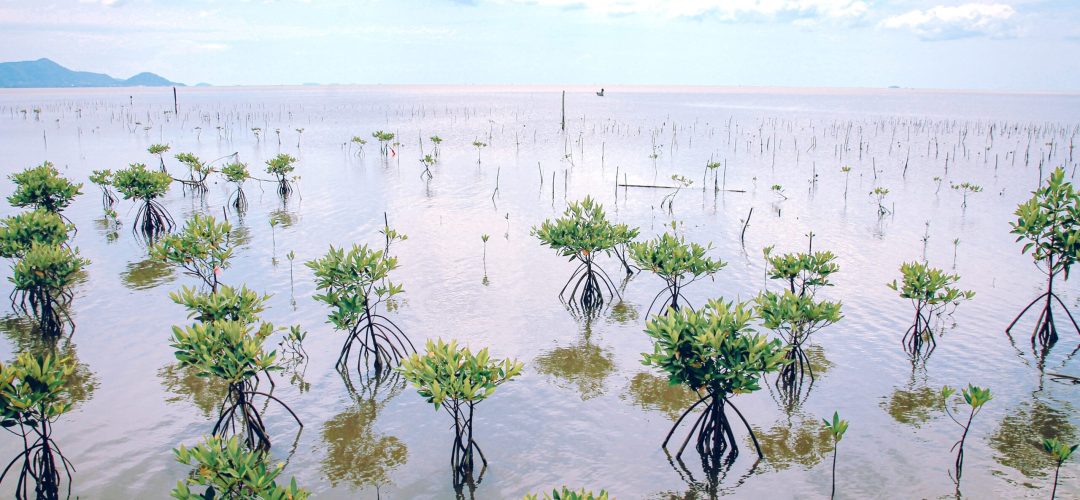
[0, 58, 183, 88]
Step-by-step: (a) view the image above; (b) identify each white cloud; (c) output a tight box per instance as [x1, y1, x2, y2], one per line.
[880, 3, 1018, 40]
[497, 0, 868, 21]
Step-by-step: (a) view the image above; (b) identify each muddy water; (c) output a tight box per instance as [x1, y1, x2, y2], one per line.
[0, 86, 1078, 498]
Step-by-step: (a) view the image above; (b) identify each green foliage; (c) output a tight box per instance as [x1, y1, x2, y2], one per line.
[398, 338, 523, 410]
[7, 162, 83, 213]
[1011, 166, 1080, 279]
[89, 169, 113, 187]
[823, 411, 849, 442]
[170, 285, 270, 323]
[306, 244, 402, 332]
[764, 247, 838, 295]
[175, 153, 211, 175]
[888, 261, 974, 308]
[148, 144, 171, 156]
[1043, 437, 1078, 464]
[151, 214, 234, 290]
[0, 352, 76, 427]
[755, 290, 842, 341]
[222, 162, 250, 184]
[534, 196, 637, 261]
[265, 154, 297, 180]
[524, 487, 611, 500]
[171, 435, 309, 500]
[641, 299, 788, 395]
[170, 320, 278, 385]
[942, 384, 992, 411]
[113, 163, 172, 200]
[372, 131, 395, 155]
[0, 210, 71, 259]
[430, 135, 443, 144]
[10, 243, 87, 293]
[629, 233, 725, 284]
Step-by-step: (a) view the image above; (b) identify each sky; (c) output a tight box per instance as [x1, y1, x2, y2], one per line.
[0, 0, 1078, 91]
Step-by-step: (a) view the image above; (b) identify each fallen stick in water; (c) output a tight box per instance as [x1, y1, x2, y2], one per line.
[619, 183, 746, 193]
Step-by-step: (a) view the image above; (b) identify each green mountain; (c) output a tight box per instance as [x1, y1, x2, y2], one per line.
[0, 58, 183, 88]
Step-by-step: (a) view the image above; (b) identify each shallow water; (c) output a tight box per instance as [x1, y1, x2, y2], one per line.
[0, 85, 1078, 499]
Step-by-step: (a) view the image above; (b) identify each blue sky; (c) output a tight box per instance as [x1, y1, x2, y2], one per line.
[0, 0, 1078, 91]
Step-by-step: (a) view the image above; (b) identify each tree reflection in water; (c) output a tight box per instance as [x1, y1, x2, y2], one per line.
[990, 397, 1078, 480]
[321, 373, 408, 492]
[534, 322, 615, 401]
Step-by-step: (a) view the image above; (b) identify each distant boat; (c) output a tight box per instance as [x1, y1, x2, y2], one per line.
[596, 88, 605, 97]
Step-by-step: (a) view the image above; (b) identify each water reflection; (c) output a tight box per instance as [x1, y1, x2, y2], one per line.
[990, 397, 1078, 479]
[768, 344, 832, 413]
[321, 375, 407, 490]
[120, 256, 175, 290]
[623, 371, 700, 421]
[158, 363, 229, 419]
[534, 324, 615, 401]
[0, 314, 98, 407]
[754, 413, 831, 471]
[607, 300, 639, 325]
[882, 384, 944, 429]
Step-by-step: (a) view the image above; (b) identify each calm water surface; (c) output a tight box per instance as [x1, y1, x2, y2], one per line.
[0, 86, 1078, 499]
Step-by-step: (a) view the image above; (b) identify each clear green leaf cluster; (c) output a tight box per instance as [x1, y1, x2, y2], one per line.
[265, 154, 297, 179]
[524, 487, 611, 500]
[148, 144, 171, 156]
[1011, 167, 1080, 278]
[175, 153, 212, 175]
[170, 320, 278, 385]
[1043, 437, 1078, 464]
[823, 411, 849, 442]
[89, 169, 113, 187]
[398, 338, 523, 410]
[221, 162, 250, 184]
[151, 214, 234, 287]
[887, 261, 974, 306]
[170, 285, 270, 324]
[10, 243, 88, 293]
[941, 384, 992, 411]
[754, 290, 842, 340]
[0, 210, 71, 259]
[7, 162, 83, 213]
[113, 163, 173, 201]
[629, 232, 725, 283]
[307, 244, 402, 332]
[0, 353, 76, 428]
[764, 248, 838, 295]
[534, 196, 638, 260]
[641, 299, 789, 395]
[171, 435, 309, 500]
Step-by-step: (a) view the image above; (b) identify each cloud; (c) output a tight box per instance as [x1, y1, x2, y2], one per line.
[880, 3, 1019, 40]
[492, 0, 869, 22]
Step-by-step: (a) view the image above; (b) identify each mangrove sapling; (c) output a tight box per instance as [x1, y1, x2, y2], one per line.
[378, 214, 408, 255]
[643, 299, 788, 461]
[372, 131, 395, 156]
[871, 187, 891, 217]
[265, 153, 298, 197]
[942, 385, 991, 486]
[151, 214, 234, 293]
[524, 487, 610, 500]
[763, 244, 839, 298]
[295, 128, 304, 148]
[398, 339, 523, 487]
[771, 184, 788, 201]
[349, 136, 367, 156]
[887, 262, 974, 356]
[704, 160, 721, 193]
[1042, 437, 1077, 500]
[7, 162, 82, 220]
[473, 140, 487, 164]
[754, 290, 841, 394]
[628, 232, 726, 316]
[1007, 167, 1080, 345]
[419, 154, 435, 181]
[430, 135, 443, 158]
[307, 244, 412, 379]
[88, 170, 116, 211]
[169, 284, 269, 324]
[112, 163, 174, 240]
[533, 197, 636, 312]
[0, 210, 71, 260]
[841, 166, 851, 199]
[171, 435, 309, 499]
[173, 153, 212, 193]
[481, 234, 489, 269]
[9, 244, 88, 335]
[221, 161, 250, 212]
[951, 182, 982, 208]
[0, 353, 77, 500]
[147, 143, 170, 173]
[170, 319, 303, 452]
[823, 412, 848, 500]
[661, 175, 693, 213]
